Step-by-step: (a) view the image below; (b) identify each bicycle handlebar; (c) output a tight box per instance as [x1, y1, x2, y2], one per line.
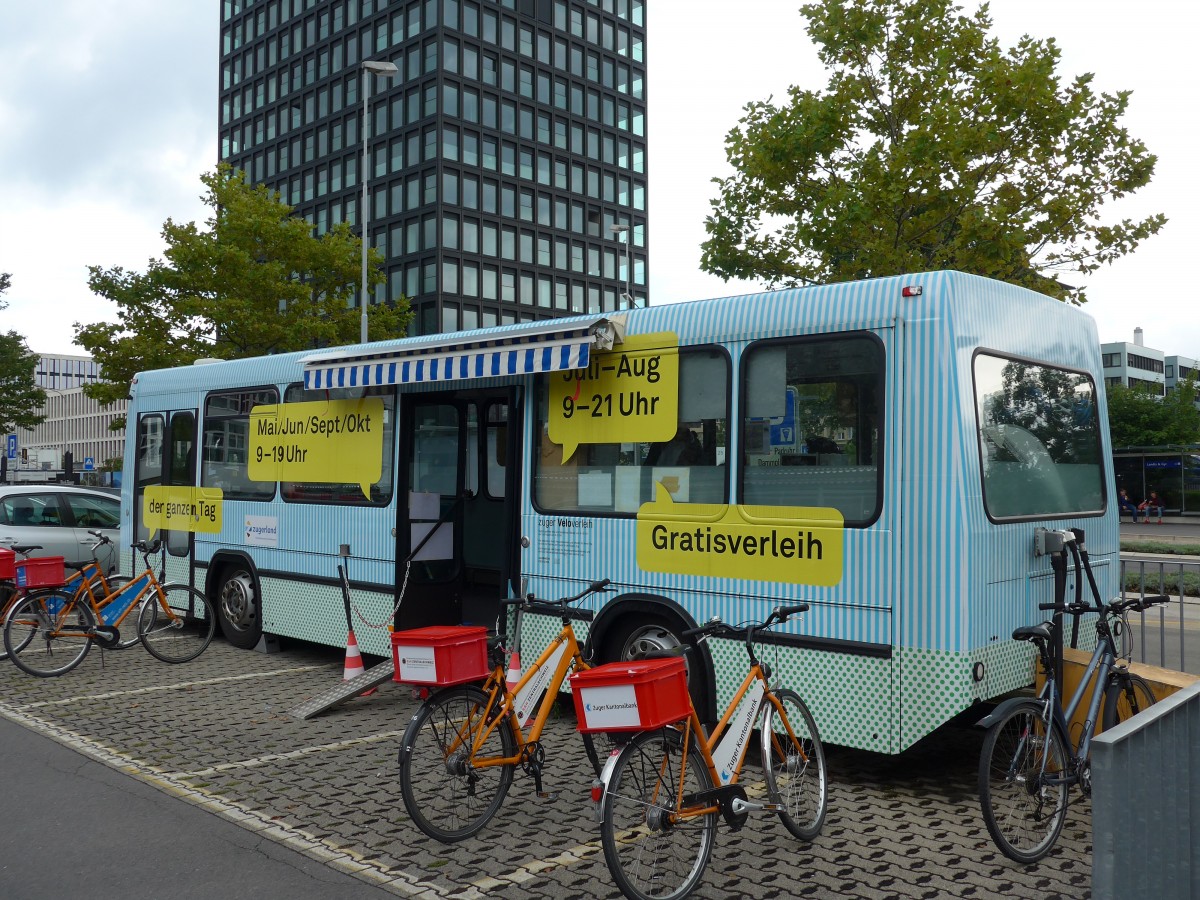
[1039, 594, 1169, 617]
[502, 578, 612, 619]
[682, 602, 810, 641]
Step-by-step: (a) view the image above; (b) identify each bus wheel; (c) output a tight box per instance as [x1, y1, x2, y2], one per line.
[217, 567, 262, 650]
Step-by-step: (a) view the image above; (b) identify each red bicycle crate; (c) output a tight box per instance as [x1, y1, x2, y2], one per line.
[0, 547, 14, 580]
[391, 625, 489, 685]
[15, 556, 66, 589]
[570, 656, 691, 733]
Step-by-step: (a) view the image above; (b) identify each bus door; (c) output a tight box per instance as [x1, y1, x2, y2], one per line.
[396, 387, 520, 630]
[132, 409, 198, 569]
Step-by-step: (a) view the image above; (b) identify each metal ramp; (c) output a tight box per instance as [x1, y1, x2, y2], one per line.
[289, 659, 396, 720]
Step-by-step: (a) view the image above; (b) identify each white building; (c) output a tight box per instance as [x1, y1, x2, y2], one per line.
[8, 354, 127, 482]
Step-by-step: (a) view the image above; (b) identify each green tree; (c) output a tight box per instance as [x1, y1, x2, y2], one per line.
[702, 0, 1165, 304]
[0, 272, 47, 434]
[1106, 378, 1200, 449]
[76, 165, 411, 412]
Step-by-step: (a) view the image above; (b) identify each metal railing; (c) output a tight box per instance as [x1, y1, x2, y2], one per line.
[1091, 679, 1200, 900]
[1118, 557, 1198, 675]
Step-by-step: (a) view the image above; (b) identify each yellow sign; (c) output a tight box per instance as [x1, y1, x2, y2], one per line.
[143, 486, 224, 537]
[549, 332, 679, 463]
[636, 484, 844, 586]
[248, 397, 384, 500]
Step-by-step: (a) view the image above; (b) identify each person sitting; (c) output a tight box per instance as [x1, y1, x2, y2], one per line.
[9, 498, 36, 526]
[1141, 491, 1164, 524]
[647, 426, 702, 467]
[1117, 489, 1139, 523]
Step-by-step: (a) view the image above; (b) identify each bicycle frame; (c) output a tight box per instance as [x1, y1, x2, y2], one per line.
[449, 618, 590, 771]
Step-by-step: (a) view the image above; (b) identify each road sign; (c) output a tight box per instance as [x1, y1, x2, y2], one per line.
[84, 457, 95, 471]
[5, 435, 15, 460]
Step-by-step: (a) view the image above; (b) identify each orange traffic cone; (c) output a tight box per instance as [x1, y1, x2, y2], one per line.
[505, 650, 522, 694]
[343, 629, 376, 696]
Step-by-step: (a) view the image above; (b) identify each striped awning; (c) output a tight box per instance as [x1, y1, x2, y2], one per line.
[300, 317, 623, 390]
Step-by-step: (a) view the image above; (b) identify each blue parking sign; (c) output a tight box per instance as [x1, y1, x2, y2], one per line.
[5, 435, 15, 459]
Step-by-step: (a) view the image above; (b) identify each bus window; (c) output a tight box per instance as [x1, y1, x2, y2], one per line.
[533, 347, 729, 514]
[741, 334, 884, 525]
[201, 388, 278, 501]
[974, 354, 1104, 519]
[134, 414, 164, 542]
[279, 384, 396, 505]
[166, 412, 196, 557]
[484, 403, 507, 499]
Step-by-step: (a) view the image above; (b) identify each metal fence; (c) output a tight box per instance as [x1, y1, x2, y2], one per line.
[1091, 679, 1200, 900]
[1118, 557, 1198, 675]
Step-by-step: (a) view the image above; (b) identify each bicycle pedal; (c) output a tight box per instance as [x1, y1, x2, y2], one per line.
[536, 790, 559, 802]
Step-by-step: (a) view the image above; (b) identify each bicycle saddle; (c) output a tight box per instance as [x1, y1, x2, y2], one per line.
[1012, 622, 1053, 644]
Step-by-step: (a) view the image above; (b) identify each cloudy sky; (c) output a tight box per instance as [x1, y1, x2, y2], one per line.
[2, 1, 1196, 360]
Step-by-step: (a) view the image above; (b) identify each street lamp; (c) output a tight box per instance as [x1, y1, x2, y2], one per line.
[360, 59, 400, 344]
[609, 223, 636, 308]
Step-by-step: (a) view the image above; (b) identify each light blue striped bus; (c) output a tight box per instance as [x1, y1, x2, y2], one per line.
[120, 270, 1116, 753]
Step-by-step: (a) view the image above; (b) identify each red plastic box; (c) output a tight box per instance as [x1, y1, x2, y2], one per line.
[570, 657, 691, 733]
[0, 547, 14, 581]
[15, 556, 66, 589]
[391, 625, 490, 685]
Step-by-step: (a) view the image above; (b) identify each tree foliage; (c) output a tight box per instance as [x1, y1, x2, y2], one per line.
[0, 272, 46, 434]
[75, 165, 411, 411]
[1106, 378, 1200, 449]
[702, 0, 1166, 303]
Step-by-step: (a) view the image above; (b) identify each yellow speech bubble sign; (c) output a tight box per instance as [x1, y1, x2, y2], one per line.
[248, 397, 384, 500]
[143, 486, 224, 537]
[636, 483, 844, 586]
[548, 332, 679, 463]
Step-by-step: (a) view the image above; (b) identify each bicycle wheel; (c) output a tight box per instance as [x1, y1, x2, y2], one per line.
[4, 590, 96, 677]
[0, 585, 24, 661]
[761, 688, 828, 840]
[978, 701, 1069, 863]
[138, 585, 216, 663]
[601, 728, 717, 900]
[398, 684, 516, 842]
[1101, 671, 1157, 731]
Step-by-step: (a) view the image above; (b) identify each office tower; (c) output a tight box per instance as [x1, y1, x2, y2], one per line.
[219, 0, 648, 337]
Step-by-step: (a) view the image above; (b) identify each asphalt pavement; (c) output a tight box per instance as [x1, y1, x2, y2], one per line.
[0, 637, 1095, 900]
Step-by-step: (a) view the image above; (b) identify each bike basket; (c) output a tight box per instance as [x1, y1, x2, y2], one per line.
[570, 657, 690, 733]
[391, 625, 490, 685]
[0, 547, 14, 580]
[15, 556, 66, 589]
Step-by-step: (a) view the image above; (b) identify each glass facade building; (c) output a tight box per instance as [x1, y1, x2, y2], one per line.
[219, 0, 648, 337]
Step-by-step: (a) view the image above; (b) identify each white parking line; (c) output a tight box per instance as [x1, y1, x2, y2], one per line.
[173, 729, 407, 778]
[10, 665, 331, 710]
[0, 703, 452, 898]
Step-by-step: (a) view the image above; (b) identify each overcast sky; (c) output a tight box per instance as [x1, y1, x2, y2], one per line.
[1, 1, 1195, 360]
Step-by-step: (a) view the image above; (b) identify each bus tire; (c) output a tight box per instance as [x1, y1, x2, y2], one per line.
[215, 565, 262, 650]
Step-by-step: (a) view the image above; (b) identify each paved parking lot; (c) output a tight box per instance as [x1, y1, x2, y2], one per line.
[0, 639, 1095, 899]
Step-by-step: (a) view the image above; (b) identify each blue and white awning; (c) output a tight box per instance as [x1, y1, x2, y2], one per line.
[300, 317, 623, 390]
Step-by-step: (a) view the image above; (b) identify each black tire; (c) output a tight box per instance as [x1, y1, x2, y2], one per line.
[215, 565, 262, 650]
[978, 701, 1069, 863]
[4, 590, 95, 677]
[0, 585, 24, 661]
[761, 689, 828, 840]
[1101, 671, 1156, 731]
[138, 585, 216, 663]
[600, 728, 717, 900]
[398, 685, 516, 843]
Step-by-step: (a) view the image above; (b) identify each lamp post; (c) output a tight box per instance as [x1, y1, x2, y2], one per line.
[360, 59, 400, 344]
[609, 223, 635, 308]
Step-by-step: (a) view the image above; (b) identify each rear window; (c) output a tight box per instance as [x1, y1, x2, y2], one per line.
[974, 353, 1104, 519]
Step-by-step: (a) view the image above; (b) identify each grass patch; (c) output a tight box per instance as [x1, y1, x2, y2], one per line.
[1121, 541, 1200, 557]
[1122, 569, 1200, 599]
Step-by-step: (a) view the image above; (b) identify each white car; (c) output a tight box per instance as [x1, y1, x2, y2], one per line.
[0, 485, 121, 574]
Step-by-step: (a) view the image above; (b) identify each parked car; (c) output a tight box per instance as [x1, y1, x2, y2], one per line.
[0, 485, 121, 574]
